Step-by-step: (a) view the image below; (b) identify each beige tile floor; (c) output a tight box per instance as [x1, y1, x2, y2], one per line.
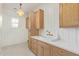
[1, 42, 35, 56]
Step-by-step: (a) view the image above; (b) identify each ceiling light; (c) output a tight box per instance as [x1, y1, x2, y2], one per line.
[17, 3, 24, 16]
[17, 9, 24, 16]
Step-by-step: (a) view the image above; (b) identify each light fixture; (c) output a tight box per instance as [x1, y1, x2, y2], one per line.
[17, 3, 24, 16]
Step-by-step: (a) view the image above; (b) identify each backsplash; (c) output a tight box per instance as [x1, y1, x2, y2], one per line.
[59, 28, 78, 47]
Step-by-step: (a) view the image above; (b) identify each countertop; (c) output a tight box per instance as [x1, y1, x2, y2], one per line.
[31, 36, 79, 55]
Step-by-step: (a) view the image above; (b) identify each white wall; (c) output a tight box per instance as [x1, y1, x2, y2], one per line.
[35, 4, 59, 37]
[35, 3, 79, 48]
[0, 4, 2, 47]
[0, 3, 41, 47]
[1, 3, 79, 49]
[1, 9, 28, 47]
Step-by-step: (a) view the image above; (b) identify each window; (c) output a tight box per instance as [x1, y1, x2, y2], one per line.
[11, 18, 19, 28]
[0, 16, 2, 27]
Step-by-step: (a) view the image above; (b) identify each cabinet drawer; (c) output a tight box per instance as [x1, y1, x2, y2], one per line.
[58, 49, 78, 56]
[51, 45, 78, 56]
[38, 40, 48, 47]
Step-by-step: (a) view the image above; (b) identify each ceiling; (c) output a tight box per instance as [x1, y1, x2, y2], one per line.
[2, 3, 42, 15]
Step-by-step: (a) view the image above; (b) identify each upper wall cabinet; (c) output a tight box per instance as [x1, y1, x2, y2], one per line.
[35, 9, 44, 29]
[59, 4, 79, 28]
[28, 12, 36, 29]
[26, 9, 44, 30]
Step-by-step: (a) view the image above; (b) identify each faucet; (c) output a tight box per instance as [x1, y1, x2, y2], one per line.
[46, 31, 53, 36]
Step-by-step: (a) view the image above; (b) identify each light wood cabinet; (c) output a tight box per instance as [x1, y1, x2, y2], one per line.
[26, 16, 29, 28]
[26, 9, 44, 29]
[31, 39, 38, 55]
[28, 38, 32, 49]
[35, 9, 44, 29]
[51, 45, 78, 56]
[29, 38, 51, 56]
[37, 43, 44, 56]
[28, 12, 36, 29]
[28, 29, 39, 50]
[29, 29, 39, 36]
[29, 38, 78, 56]
[59, 3, 79, 27]
[37, 41, 51, 56]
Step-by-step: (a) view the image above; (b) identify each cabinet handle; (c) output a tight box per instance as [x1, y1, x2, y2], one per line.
[41, 47, 43, 48]
[41, 47, 44, 50]
[41, 46, 44, 55]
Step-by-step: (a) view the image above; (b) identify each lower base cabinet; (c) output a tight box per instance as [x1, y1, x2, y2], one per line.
[37, 41, 51, 56]
[29, 38, 78, 56]
[28, 38, 32, 49]
[31, 39, 38, 55]
[37, 44, 44, 56]
[51, 45, 78, 56]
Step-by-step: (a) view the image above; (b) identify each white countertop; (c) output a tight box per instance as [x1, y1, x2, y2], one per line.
[31, 36, 79, 55]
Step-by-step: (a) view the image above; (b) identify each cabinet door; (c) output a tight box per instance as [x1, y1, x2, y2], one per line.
[58, 49, 78, 56]
[37, 41, 51, 56]
[28, 30, 39, 49]
[28, 38, 32, 49]
[31, 39, 38, 55]
[29, 29, 39, 36]
[37, 44, 44, 56]
[51, 45, 78, 56]
[35, 9, 44, 29]
[28, 12, 36, 29]
[43, 43, 51, 56]
[60, 3, 79, 27]
[51, 45, 60, 56]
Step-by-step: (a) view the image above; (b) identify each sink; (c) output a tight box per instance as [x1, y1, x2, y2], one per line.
[40, 35, 59, 41]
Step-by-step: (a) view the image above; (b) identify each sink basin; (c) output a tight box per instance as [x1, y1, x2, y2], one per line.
[40, 35, 59, 41]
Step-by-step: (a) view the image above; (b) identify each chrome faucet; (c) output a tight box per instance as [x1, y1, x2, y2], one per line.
[46, 31, 53, 36]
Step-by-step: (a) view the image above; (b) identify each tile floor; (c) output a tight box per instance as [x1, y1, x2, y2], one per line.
[0, 42, 35, 56]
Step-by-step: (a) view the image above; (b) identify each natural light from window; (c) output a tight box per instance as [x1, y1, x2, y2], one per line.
[11, 18, 19, 28]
